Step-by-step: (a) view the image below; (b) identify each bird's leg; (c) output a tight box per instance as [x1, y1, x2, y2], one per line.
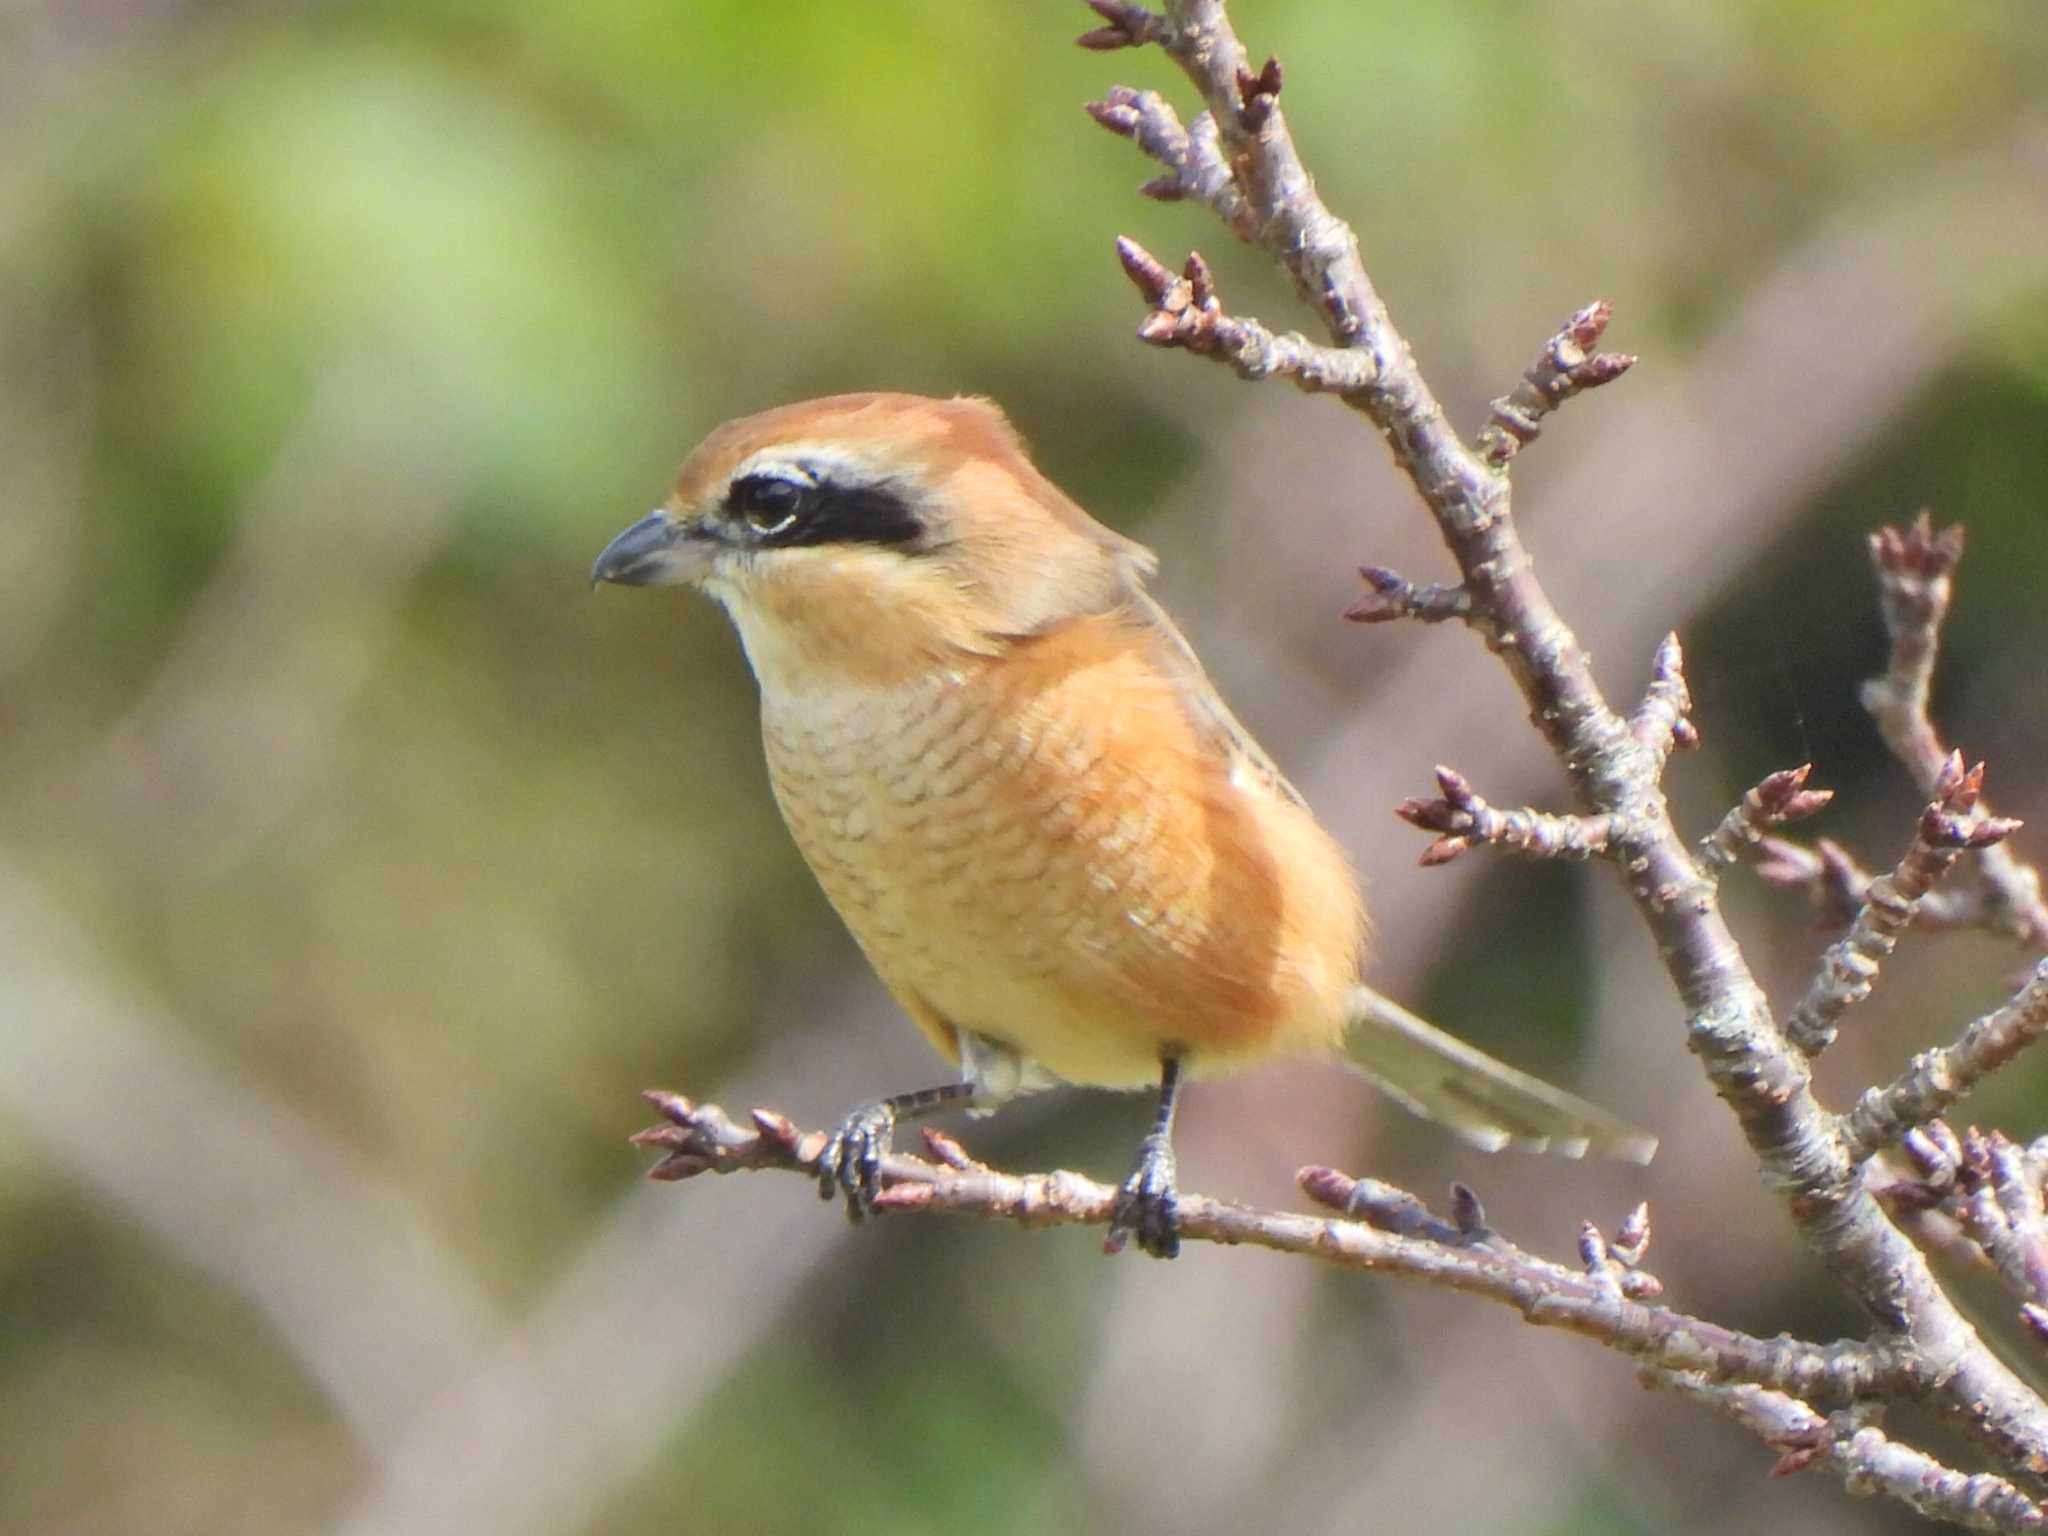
[819, 1081, 979, 1221]
[1108, 1055, 1185, 1260]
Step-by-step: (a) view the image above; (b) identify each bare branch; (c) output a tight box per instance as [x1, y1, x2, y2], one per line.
[1477, 301, 1638, 469]
[1396, 764, 1619, 867]
[636, 1093, 1893, 1403]
[1786, 755, 2021, 1056]
[1841, 964, 2048, 1162]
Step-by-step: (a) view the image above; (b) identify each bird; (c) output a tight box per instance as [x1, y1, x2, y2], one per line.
[592, 392, 1654, 1258]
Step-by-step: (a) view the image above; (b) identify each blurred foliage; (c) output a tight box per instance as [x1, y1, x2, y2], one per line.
[3, 1, 2047, 1532]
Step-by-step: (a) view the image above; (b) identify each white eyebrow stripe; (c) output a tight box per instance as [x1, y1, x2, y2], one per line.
[729, 443, 896, 491]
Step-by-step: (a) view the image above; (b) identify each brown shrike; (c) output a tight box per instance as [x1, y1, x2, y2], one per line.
[593, 392, 1652, 1257]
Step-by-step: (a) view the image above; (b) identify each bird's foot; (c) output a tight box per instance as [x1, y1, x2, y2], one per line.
[1106, 1131, 1181, 1259]
[818, 1099, 897, 1221]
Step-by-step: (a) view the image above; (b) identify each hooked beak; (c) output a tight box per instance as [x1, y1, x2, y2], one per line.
[590, 510, 705, 589]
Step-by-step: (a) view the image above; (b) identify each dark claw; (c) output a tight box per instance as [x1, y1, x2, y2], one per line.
[1107, 1132, 1181, 1259]
[818, 1099, 897, 1221]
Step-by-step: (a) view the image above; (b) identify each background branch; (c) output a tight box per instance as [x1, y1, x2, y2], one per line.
[1650, 1374, 2048, 1534]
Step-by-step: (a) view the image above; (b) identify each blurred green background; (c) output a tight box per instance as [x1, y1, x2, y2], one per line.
[4, 1, 2047, 1532]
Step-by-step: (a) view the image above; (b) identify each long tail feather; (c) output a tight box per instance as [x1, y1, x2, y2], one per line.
[1343, 985, 1657, 1164]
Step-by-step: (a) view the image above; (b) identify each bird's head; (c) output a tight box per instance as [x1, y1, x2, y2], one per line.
[591, 393, 1155, 688]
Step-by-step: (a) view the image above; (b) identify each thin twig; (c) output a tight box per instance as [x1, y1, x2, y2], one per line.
[1395, 765, 1618, 867]
[1697, 764, 1833, 879]
[1343, 565, 1471, 625]
[1629, 632, 1699, 770]
[1785, 755, 2021, 1056]
[1085, 85, 1253, 235]
[1841, 964, 2048, 1163]
[1476, 301, 1637, 469]
[1112, 239, 1378, 393]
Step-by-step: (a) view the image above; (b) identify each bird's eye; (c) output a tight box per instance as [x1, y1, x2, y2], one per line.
[732, 475, 804, 536]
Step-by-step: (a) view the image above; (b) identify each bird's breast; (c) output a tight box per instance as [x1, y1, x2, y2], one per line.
[755, 620, 1362, 1086]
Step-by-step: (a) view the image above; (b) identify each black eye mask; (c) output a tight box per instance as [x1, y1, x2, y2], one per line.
[726, 471, 925, 550]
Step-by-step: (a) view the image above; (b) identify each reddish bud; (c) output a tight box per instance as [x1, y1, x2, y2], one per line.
[648, 1152, 710, 1182]
[1449, 1182, 1486, 1235]
[1434, 765, 1473, 801]
[642, 1089, 696, 1124]
[1114, 236, 1174, 301]
[869, 1184, 933, 1211]
[1563, 300, 1612, 349]
[1344, 593, 1400, 623]
[1751, 836, 1816, 887]
[921, 1127, 974, 1168]
[1086, 98, 1142, 135]
[1577, 352, 1636, 387]
[1579, 1221, 1609, 1271]
[1136, 310, 1180, 344]
[1781, 789, 1834, 821]
[1767, 1443, 1824, 1479]
[1298, 1164, 1358, 1212]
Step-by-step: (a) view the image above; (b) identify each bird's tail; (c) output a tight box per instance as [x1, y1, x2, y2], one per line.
[1342, 984, 1657, 1163]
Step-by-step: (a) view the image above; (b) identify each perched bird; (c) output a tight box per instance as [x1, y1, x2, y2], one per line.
[593, 392, 1653, 1258]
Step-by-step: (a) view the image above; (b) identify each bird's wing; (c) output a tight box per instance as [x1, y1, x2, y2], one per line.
[1120, 587, 1313, 812]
